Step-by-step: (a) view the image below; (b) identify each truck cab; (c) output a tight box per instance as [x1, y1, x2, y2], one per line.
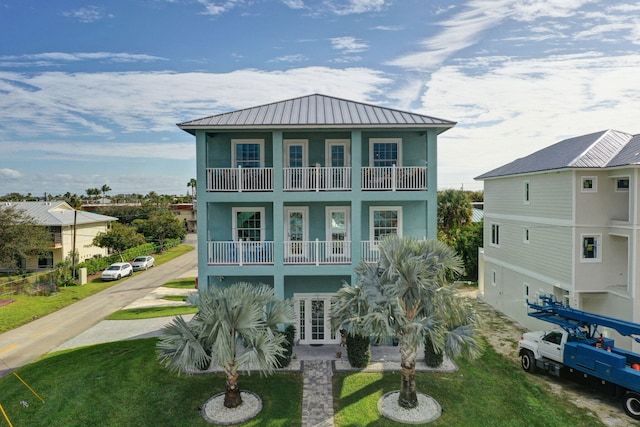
[519, 329, 567, 374]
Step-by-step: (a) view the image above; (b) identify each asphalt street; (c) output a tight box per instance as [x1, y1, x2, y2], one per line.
[0, 234, 197, 377]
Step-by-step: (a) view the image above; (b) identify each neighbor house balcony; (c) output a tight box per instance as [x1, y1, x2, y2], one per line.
[50, 232, 62, 248]
[207, 240, 351, 265]
[205, 165, 427, 192]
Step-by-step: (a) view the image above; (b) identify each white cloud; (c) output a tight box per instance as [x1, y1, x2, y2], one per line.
[325, 0, 387, 15]
[0, 67, 390, 138]
[421, 52, 640, 190]
[0, 52, 167, 68]
[330, 37, 368, 54]
[268, 54, 308, 63]
[62, 6, 113, 23]
[281, 0, 305, 9]
[387, 0, 598, 71]
[0, 168, 22, 179]
[196, 0, 245, 16]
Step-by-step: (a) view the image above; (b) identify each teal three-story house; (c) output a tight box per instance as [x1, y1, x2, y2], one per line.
[178, 94, 455, 345]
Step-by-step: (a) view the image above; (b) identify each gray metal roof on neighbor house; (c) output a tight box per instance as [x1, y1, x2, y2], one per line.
[2, 201, 117, 226]
[475, 129, 638, 180]
[177, 94, 456, 133]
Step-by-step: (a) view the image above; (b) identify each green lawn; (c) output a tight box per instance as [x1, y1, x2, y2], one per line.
[0, 337, 610, 427]
[0, 339, 303, 427]
[333, 342, 605, 427]
[0, 245, 194, 333]
[105, 305, 198, 320]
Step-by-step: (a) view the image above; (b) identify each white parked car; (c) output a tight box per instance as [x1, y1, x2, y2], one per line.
[101, 262, 133, 281]
[131, 256, 155, 271]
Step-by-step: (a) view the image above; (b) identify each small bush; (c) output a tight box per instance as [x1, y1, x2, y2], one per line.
[424, 336, 443, 368]
[276, 324, 296, 368]
[346, 333, 371, 368]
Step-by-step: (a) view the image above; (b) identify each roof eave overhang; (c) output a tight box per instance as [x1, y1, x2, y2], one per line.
[177, 123, 456, 135]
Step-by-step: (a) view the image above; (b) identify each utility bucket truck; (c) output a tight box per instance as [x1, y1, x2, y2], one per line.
[518, 295, 640, 420]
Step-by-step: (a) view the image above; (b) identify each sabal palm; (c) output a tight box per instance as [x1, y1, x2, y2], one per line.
[157, 282, 295, 408]
[332, 236, 481, 409]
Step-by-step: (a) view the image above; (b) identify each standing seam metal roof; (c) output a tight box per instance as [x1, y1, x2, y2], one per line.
[475, 129, 638, 180]
[2, 201, 117, 226]
[177, 94, 456, 131]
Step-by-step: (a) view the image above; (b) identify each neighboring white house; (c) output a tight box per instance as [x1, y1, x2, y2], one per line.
[476, 129, 640, 351]
[2, 201, 117, 270]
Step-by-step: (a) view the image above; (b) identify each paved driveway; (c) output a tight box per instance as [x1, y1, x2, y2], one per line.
[0, 236, 197, 377]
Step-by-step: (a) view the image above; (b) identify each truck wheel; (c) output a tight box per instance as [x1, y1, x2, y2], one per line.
[521, 350, 536, 373]
[624, 392, 640, 420]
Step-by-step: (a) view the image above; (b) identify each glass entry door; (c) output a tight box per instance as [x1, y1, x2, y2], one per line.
[326, 207, 350, 260]
[295, 294, 339, 345]
[284, 207, 308, 260]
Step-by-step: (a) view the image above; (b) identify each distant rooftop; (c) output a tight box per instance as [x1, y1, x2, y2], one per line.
[178, 93, 456, 133]
[476, 129, 640, 180]
[2, 201, 117, 226]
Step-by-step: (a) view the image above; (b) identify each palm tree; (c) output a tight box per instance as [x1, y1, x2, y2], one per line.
[331, 236, 482, 409]
[101, 184, 112, 203]
[157, 282, 295, 408]
[187, 178, 197, 201]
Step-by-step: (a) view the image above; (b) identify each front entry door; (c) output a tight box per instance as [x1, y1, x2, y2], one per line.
[295, 294, 339, 345]
[285, 207, 308, 261]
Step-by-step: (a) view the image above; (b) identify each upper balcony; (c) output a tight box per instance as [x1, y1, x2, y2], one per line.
[205, 165, 427, 192]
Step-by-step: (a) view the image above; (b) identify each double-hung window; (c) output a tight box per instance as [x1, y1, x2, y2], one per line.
[232, 139, 263, 168]
[490, 223, 500, 247]
[370, 207, 402, 241]
[370, 138, 401, 167]
[233, 208, 264, 241]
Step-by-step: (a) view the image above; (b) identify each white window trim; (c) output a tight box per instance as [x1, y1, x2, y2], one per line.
[580, 233, 601, 263]
[491, 270, 497, 287]
[325, 206, 350, 242]
[284, 139, 309, 167]
[232, 139, 264, 167]
[369, 206, 403, 241]
[370, 137, 402, 166]
[232, 207, 265, 242]
[581, 176, 597, 193]
[523, 227, 530, 244]
[523, 180, 530, 204]
[523, 283, 529, 307]
[325, 139, 350, 166]
[490, 223, 500, 247]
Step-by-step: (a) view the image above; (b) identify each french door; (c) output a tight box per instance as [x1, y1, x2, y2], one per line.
[294, 294, 339, 345]
[326, 207, 350, 261]
[284, 207, 308, 260]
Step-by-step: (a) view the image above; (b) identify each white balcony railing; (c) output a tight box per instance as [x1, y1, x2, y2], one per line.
[361, 241, 381, 263]
[362, 165, 427, 191]
[208, 241, 274, 265]
[283, 166, 351, 191]
[206, 167, 273, 192]
[205, 165, 426, 192]
[207, 240, 351, 265]
[284, 240, 351, 265]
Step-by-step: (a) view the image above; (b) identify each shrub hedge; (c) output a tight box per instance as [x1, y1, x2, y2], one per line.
[276, 324, 296, 368]
[424, 336, 444, 368]
[76, 238, 181, 275]
[346, 333, 371, 368]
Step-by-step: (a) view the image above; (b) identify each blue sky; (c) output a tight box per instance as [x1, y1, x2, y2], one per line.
[1, 0, 639, 197]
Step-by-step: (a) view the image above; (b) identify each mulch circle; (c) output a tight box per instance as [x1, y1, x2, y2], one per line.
[0, 299, 16, 307]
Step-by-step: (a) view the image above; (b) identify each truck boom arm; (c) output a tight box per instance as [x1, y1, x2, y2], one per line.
[527, 295, 640, 344]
